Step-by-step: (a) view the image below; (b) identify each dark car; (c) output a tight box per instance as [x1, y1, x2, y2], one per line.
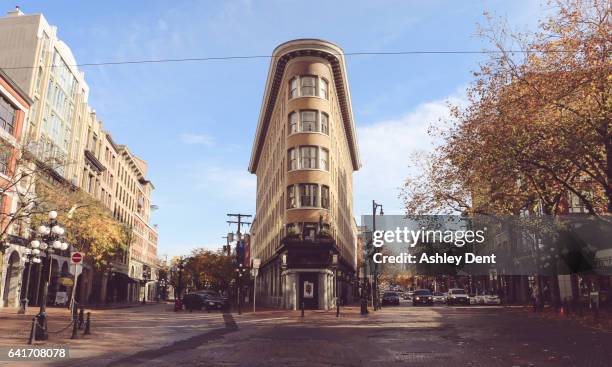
[412, 289, 433, 306]
[381, 291, 400, 306]
[182, 291, 229, 311]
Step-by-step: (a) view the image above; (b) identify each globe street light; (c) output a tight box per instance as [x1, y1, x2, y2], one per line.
[32, 210, 70, 341]
[235, 263, 248, 315]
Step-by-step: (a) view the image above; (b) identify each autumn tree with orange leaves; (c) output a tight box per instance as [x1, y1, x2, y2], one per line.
[401, 0, 611, 216]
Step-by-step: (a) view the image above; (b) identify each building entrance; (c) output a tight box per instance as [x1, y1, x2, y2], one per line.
[298, 272, 319, 309]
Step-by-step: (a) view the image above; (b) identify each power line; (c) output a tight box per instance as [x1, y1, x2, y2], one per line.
[0, 49, 575, 70]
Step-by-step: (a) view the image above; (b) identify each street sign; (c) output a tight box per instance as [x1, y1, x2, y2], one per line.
[70, 264, 83, 277]
[60, 277, 73, 286]
[70, 252, 84, 264]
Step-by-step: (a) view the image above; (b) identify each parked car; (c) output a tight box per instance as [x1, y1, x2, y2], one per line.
[183, 290, 229, 311]
[432, 291, 446, 303]
[381, 291, 400, 306]
[475, 293, 501, 305]
[447, 288, 470, 305]
[401, 291, 412, 300]
[412, 289, 434, 306]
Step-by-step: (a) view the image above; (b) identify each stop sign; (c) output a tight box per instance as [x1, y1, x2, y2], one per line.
[70, 252, 83, 264]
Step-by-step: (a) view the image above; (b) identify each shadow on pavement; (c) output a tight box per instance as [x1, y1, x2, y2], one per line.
[101, 311, 238, 367]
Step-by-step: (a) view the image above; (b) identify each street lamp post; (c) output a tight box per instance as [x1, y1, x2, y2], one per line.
[251, 258, 261, 313]
[331, 253, 338, 314]
[173, 258, 185, 311]
[235, 263, 248, 315]
[18, 248, 41, 314]
[32, 210, 70, 340]
[105, 262, 115, 304]
[372, 200, 383, 311]
[141, 267, 150, 305]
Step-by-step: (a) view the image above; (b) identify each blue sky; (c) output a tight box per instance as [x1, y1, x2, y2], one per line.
[12, 0, 547, 258]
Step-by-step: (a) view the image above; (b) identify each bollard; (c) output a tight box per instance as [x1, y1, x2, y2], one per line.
[71, 312, 78, 339]
[301, 301, 304, 317]
[83, 312, 91, 335]
[28, 316, 36, 344]
[34, 313, 48, 341]
[336, 300, 340, 317]
[78, 307, 85, 330]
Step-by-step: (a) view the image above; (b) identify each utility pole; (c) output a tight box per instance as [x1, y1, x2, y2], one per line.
[226, 213, 252, 242]
[227, 214, 252, 313]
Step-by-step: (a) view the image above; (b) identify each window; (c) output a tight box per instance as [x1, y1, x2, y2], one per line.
[0, 96, 16, 134]
[300, 76, 316, 96]
[321, 185, 330, 208]
[300, 111, 317, 132]
[320, 148, 329, 171]
[300, 146, 318, 169]
[299, 184, 318, 207]
[289, 78, 298, 99]
[303, 223, 317, 240]
[320, 79, 328, 99]
[0, 148, 10, 175]
[321, 113, 329, 135]
[288, 112, 298, 134]
[288, 148, 297, 170]
[287, 186, 296, 208]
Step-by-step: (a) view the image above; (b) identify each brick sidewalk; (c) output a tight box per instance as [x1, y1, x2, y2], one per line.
[0, 307, 82, 346]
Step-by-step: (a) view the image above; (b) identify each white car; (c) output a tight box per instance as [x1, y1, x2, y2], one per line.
[432, 292, 446, 303]
[447, 288, 470, 305]
[475, 294, 501, 305]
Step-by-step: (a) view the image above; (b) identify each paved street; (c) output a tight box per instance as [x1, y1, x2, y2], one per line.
[2, 300, 609, 367]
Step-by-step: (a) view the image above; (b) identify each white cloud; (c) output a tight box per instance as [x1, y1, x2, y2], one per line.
[193, 166, 256, 201]
[353, 91, 467, 217]
[180, 133, 215, 146]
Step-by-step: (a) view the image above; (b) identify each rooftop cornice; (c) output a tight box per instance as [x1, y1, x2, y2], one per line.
[248, 39, 360, 173]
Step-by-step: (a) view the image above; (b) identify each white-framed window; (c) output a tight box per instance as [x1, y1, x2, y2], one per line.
[287, 185, 296, 208]
[321, 185, 330, 209]
[320, 78, 329, 99]
[0, 148, 10, 175]
[289, 112, 298, 134]
[320, 113, 329, 135]
[288, 148, 297, 170]
[320, 148, 329, 171]
[289, 77, 298, 99]
[299, 184, 318, 207]
[288, 110, 329, 135]
[300, 110, 317, 132]
[300, 146, 318, 169]
[300, 76, 316, 96]
[289, 75, 329, 100]
[288, 146, 329, 171]
[0, 96, 16, 135]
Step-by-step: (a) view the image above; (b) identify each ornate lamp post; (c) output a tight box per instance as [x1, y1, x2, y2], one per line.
[33, 210, 70, 340]
[235, 263, 248, 315]
[173, 257, 185, 311]
[18, 248, 42, 314]
[331, 253, 338, 311]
